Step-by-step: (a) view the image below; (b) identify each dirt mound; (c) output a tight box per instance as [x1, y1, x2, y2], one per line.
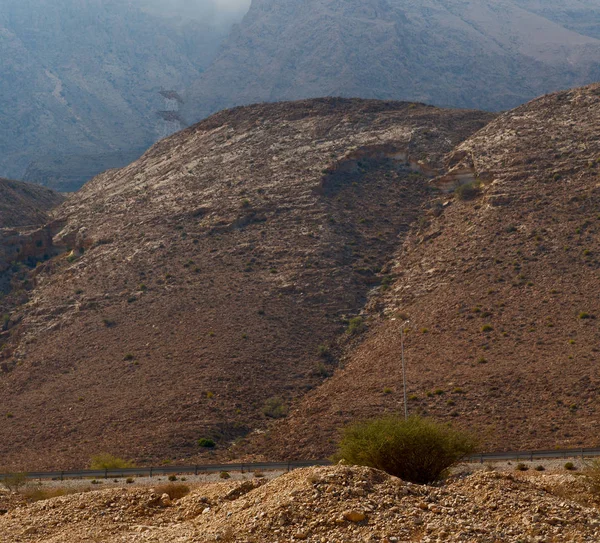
[261, 84, 600, 459]
[0, 98, 492, 469]
[1, 465, 600, 542]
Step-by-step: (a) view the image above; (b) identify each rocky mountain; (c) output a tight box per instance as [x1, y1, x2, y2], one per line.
[259, 83, 600, 460]
[0, 0, 232, 188]
[185, 0, 600, 121]
[2, 84, 600, 471]
[0, 98, 491, 470]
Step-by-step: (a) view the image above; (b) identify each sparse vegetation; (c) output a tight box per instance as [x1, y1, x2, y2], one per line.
[516, 463, 529, 471]
[335, 415, 477, 484]
[564, 462, 576, 471]
[220, 471, 231, 480]
[198, 438, 216, 448]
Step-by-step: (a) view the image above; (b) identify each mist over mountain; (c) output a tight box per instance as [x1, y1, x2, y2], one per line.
[0, 0, 246, 188]
[185, 0, 600, 121]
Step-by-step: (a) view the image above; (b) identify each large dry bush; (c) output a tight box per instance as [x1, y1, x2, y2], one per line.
[336, 415, 476, 484]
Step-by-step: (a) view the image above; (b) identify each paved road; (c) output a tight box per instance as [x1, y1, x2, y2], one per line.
[2, 448, 599, 481]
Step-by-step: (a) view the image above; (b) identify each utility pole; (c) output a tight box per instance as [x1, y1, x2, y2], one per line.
[401, 320, 410, 420]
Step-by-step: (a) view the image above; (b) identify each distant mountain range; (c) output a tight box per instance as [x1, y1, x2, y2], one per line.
[185, 0, 600, 118]
[2, 0, 600, 192]
[0, 0, 232, 186]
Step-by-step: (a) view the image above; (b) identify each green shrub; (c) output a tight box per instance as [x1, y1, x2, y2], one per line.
[168, 475, 178, 482]
[126, 477, 134, 484]
[335, 415, 476, 484]
[220, 471, 231, 480]
[89, 453, 135, 470]
[197, 438, 216, 448]
[262, 397, 289, 419]
[346, 316, 366, 335]
[455, 181, 482, 201]
[516, 463, 529, 471]
[564, 462, 576, 471]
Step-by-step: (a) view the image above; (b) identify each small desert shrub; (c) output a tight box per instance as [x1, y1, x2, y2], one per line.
[254, 471, 265, 478]
[168, 475, 178, 482]
[535, 465, 545, 471]
[564, 462, 576, 471]
[1, 472, 27, 492]
[347, 316, 366, 335]
[317, 344, 330, 358]
[154, 483, 190, 500]
[516, 463, 529, 472]
[481, 324, 493, 332]
[89, 453, 135, 470]
[335, 415, 477, 484]
[126, 478, 134, 484]
[455, 181, 482, 201]
[262, 396, 288, 419]
[198, 438, 216, 448]
[220, 471, 231, 480]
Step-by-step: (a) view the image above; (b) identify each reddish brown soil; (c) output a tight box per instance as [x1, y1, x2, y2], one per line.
[0, 99, 492, 470]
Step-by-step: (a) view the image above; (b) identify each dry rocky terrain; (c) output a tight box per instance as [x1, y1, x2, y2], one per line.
[0, 98, 492, 469]
[2, 465, 600, 542]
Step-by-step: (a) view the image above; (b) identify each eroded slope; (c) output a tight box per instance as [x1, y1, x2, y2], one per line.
[264, 85, 600, 459]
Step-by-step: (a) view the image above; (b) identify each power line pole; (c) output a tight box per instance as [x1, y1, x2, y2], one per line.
[401, 320, 410, 420]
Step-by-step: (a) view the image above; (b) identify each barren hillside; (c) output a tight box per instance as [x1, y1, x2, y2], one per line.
[261, 84, 600, 459]
[0, 99, 491, 470]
